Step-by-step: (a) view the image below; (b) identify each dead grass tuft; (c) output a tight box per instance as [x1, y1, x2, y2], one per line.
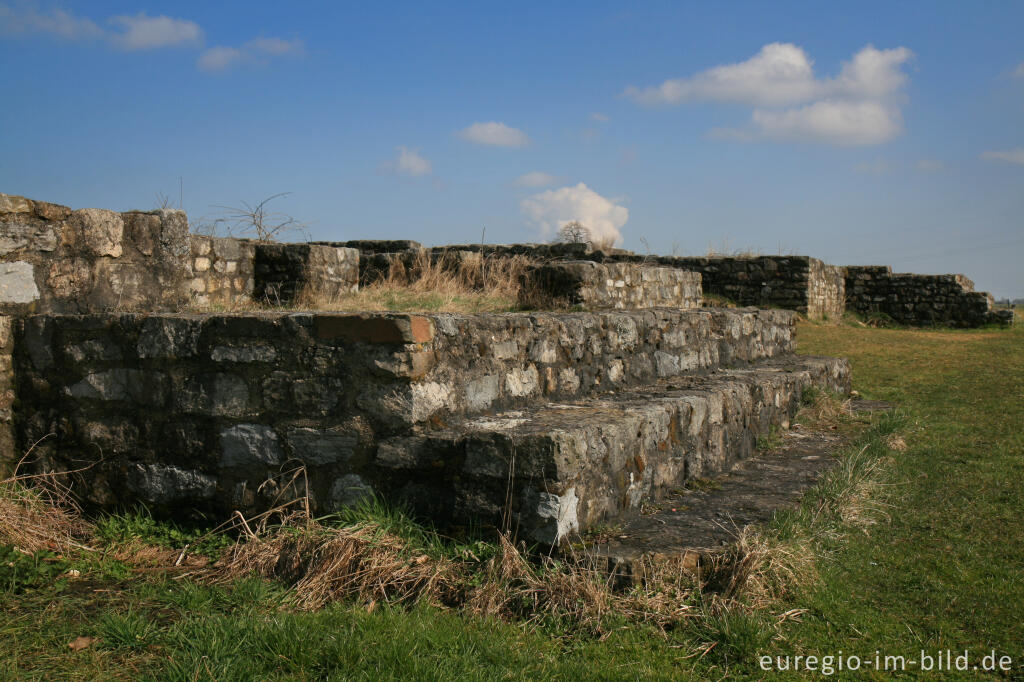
[702, 526, 816, 606]
[296, 249, 534, 313]
[0, 452, 93, 555]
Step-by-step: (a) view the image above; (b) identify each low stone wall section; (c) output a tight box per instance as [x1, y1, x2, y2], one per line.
[253, 243, 359, 305]
[0, 193, 189, 314]
[15, 307, 795, 518]
[521, 260, 702, 310]
[188, 236, 256, 306]
[846, 266, 1012, 327]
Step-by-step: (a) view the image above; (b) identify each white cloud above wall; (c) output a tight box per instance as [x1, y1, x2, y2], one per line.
[108, 13, 202, 50]
[980, 148, 1024, 165]
[0, 4, 302, 71]
[383, 146, 432, 176]
[457, 122, 531, 147]
[520, 183, 628, 245]
[627, 43, 914, 147]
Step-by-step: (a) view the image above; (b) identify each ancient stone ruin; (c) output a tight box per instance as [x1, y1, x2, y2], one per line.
[0, 192, 1009, 545]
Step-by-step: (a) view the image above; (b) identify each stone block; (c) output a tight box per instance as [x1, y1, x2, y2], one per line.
[219, 424, 283, 468]
[70, 208, 124, 258]
[0, 261, 39, 304]
[314, 314, 434, 344]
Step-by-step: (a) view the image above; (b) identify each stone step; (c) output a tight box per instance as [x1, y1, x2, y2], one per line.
[374, 355, 850, 545]
[585, 399, 891, 583]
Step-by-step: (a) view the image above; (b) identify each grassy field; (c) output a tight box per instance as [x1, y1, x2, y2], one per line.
[1, 318, 1021, 679]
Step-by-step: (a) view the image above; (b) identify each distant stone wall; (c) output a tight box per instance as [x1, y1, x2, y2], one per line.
[845, 266, 1012, 327]
[808, 261, 846, 321]
[521, 261, 702, 310]
[0, 193, 189, 314]
[15, 308, 794, 518]
[188, 236, 256, 306]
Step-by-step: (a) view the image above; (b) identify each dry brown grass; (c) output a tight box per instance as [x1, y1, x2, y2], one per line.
[0, 454, 93, 556]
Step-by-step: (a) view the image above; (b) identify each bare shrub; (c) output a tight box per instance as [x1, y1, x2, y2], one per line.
[212, 192, 307, 242]
[555, 220, 591, 245]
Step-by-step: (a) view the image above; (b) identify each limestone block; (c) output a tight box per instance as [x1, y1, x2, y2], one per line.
[126, 463, 217, 505]
[0, 221, 58, 254]
[0, 261, 39, 304]
[71, 208, 124, 257]
[286, 427, 358, 466]
[0, 194, 31, 214]
[328, 474, 374, 509]
[219, 424, 283, 468]
[46, 258, 91, 298]
[137, 316, 200, 359]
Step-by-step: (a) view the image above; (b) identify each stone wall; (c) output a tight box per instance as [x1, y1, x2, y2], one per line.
[188, 236, 256, 306]
[521, 260, 702, 310]
[0, 193, 189, 314]
[845, 266, 1012, 327]
[14, 308, 795, 520]
[0, 315, 14, 474]
[808, 261, 847, 321]
[253, 243, 359, 305]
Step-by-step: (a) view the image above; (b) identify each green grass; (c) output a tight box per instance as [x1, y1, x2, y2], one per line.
[1, 321, 1021, 679]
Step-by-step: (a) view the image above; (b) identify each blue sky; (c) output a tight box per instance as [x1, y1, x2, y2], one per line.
[2, 1, 1022, 297]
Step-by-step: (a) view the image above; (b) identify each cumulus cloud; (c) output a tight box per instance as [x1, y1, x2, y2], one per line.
[457, 121, 530, 147]
[198, 36, 304, 72]
[628, 43, 913, 147]
[980, 148, 1024, 165]
[515, 171, 559, 187]
[520, 183, 628, 245]
[0, 4, 103, 40]
[382, 146, 432, 176]
[749, 100, 903, 146]
[108, 13, 201, 50]
[625, 43, 912, 106]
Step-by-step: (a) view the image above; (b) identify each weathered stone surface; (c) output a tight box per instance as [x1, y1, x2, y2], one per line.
[0, 262, 39, 304]
[68, 369, 164, 405]
[137, 316, 200, 359]
[0, 194, 32, 214]
[71, 208, 124, 258]
[253, 243, 358, 304]
[220, 424, 283, 468]
[521, 261, 702, 310]
[845, 266, 1010, 327]
[328, 474, 374, 509]
[286, 427, 358, 466]
[0, 221, 58, 254]
[125, 463, 217, 505]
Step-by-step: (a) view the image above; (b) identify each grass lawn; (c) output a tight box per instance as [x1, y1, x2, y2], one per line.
[1, 319, 1021, 679]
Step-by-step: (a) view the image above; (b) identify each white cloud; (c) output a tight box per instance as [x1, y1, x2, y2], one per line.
[515, 171, 559, 188]
[625, 43, 912, 107]
[197, 46, 244, 72]
[387, 146, 432, 176]
[520, 183, 628, 245]
[590, 112, 610, 122]
[198, 36, 304, 72]
[980, 148, 1024, 165]
[0, 4, 103, 39]
[916, 159, 945, 172]
[457, 121, 530, 147]
[108, 13, 201, 50]
[748, 100, 903, 146]
[628, 43, 913, 147]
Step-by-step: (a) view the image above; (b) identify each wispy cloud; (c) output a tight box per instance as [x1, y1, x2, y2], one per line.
[108, 13, 201, 50]
[514, 171, 559, 188]
[521, 182, 628, 245]
[382, 146, 432, 176]
[1, 4, 301, 72]
[590, 112, 610, 122]
[1013, 62, 1024, 78]
[629, 43, 913, 147]
[0, 5, 201, 49]
[980, 148, 1024, 165]
[457, 121, 530, 147]
[198, 36, 304, 72]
